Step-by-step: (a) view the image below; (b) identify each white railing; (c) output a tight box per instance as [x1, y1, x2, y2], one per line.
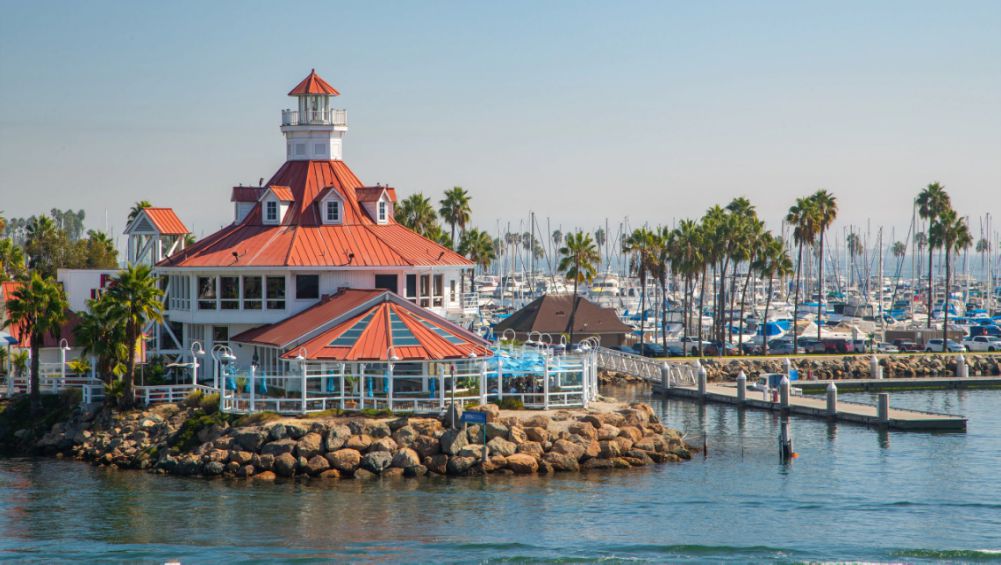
[594, 346, 697, 387]
[134, 383, 204, 406]
[281, 108, 347, 127]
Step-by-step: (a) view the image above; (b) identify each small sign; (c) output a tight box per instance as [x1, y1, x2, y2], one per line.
[460, 411, 487, 424]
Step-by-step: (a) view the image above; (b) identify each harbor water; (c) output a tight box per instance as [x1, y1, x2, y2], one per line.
[2, 388, 1000, 563]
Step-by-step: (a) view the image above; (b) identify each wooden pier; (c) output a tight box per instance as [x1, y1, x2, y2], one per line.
[789, 376, 1001, 394]
[660, 383, 968, 432]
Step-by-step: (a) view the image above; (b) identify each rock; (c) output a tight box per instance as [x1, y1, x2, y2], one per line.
[382, 467, 405, 479]
[446, 456, 479, 475]
[304, 455, 330, 475]
[543, 452, 579, 472]
[324, 425, 352, 451]
[601, 412, 626, 427]
[257, 453, 275, 471]
[439, 428, 468, 456]
[345, 434, 373, 451]
[508, 426, 528, 445]
[579, 414, 604, 430]
[625, 450, 654, 466]
[404, 465, 427, 477]
[618, 426, 643, 443]
[412, 435, 441, 458]
[234, 429, 267, 451]
[468, 404, 500, 422]
[614, 437, 634, 452]
[458, 445, 487, 459]
[599, 440, 621, 459]
[204, 460, 225, 475]
[568, 422, 597, 440]
[391, 448, 421, 468]
[254, 470, 277, 480]
[296, 432, 324, 459]
[392, 425, 418, 447]
[273, 453, 297, 477]
[260, 438, 296, 456]
[596, 424, 620, 441]
[409, 418, 443, 436]
[524, 427, 550, 444]
[517, 441, 544, 458]
[237, 464, 255, 478]
[318, 469, 341, 479]
[361, 451, 393, 474]
[425, 454, 449, 475]
[505, 453, 539, 474]
[486, 437, 517, 457]
[229, 450, 254, 465]
[551, 439, 586, 461]
[485, 422, 509, 441]
[353, 468, 377, 480]
[268, 424, 287, 441]
[284, 423, 308, 440]
[326, 449, 362, 473]
[367, 437, 398, 453]
[522, 414, 550, 429]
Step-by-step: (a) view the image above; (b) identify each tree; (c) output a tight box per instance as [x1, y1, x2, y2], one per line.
[395, 193, 440, 238]
[916, 183, 951, 328]
[81, 230, 118, 268]
[810, 189, 838, 342]
[104, 265, 164, 409]
[2, 273, 68, 414]
[552, 229, 563, 251]
[892, 241, 907, 259]
[976, 237, 990, 271]
[930, 208, 972, 351]
[459, 228, 496, 291]
[0, 237, 26, 283]
[752, 234, 793, 356]
[654, 226, 674, 350]
[623, 227, 659, 348]
[438, 186, 471, 248]
[594, 227, 607, 269]
[558, 231, 599, 346]
[75, 293, 129, 385]
[128, 201, 153, 224]
[786, 196, 819, 352]
[0, 210, 6, 234]
[670, 219, 703, 349]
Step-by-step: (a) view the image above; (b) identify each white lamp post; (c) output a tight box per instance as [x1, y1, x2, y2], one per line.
[190, 341, 205, 386]
[386, 347, 400, 411]
[295, 347, 307, 413]
[59, 338, 71, 381]
[211, 344, 236, 412]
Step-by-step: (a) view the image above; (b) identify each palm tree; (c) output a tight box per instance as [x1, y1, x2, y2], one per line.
[736, 218, 765, 353]
[892, 241, 907, 259]
[786, 196, 819, 352]
[914, 231, 927, 279]
[104, 265, 164, 409]
[459, 228, 496, 291]
[671, 219, 702, 349]
[395, 193, 440, 238]
[654, 226, 674, 350]
[930, 209, 972, 350]
[916, 183, 952, 328]
[438, 186, 471, 248]
[551, 230, 563, 253]
[75, 293, 129, 384]
[127, 201, 153, 224]
[753, 234, 793, 356]
[0, 211, 6, 234]
[976, 238, 990, 272]
[594, 228, 607, 269]
[0, 237, 26, 283]
[846, 231, 864, 287]
[3, 273, 68, 414]
[810, 190, 838, 342]
[622, 227, 658, 347]
[558, 231, 599, 346]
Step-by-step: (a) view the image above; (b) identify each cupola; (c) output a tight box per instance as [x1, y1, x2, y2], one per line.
[280, 69, 348, 161]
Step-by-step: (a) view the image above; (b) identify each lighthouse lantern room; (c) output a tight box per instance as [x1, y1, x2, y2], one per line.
[280, 68, 348, 161]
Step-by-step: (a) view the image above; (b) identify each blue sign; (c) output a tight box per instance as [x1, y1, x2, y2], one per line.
[460, 411, 487, 424]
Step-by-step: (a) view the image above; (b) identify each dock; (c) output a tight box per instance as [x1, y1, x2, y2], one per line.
[789, 376, 1001, 394]
[661, 383, 968, 431]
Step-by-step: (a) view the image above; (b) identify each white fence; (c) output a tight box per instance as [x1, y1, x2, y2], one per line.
[594, 346, 697, 388]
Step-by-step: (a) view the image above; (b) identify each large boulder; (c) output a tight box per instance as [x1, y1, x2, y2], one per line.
[439, 428, 468, 456]
[524, 427, 550, 444]
[361, 451, 393, 474]
[542, 452, 579, 472]
[284, 423, 308, 440]
[326, 448, 362, 473]
[458, 445, 487, 459]
[296, 432, 324, 459]
[486, 437, 517, 457]
[508, 426, 528, 445]
[233, 429, 267, 451]
[599, 440, 621, 459]
[304, 455, 330, 475]
[391, 448, 421, 468]
[367, 437, 398, 453]
[446, 455, 478, 475]
[273, 453, 297, 477]
[260, 438, 297, 456]
[425, 454, 449, 475]
[550, 439, 585, 461]
[409, 418, 443, 436]
[468, 404, 501, 422]
[485, 422, 509, 441]
[411, 435, 441, 459]
[596, 424, 621, 441]
[229, 450, 254, 465]
[516, 441, 544, 458]
[505, 453, 539, 474]
[392, 425, 418, 448]
[345, 434, 373, 451]
[568, 422, 597, 440]
[618, 426, 643, 444]
[324, 425, 353, 452]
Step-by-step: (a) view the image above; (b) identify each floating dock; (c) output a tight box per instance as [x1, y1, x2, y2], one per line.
[789, 376, 1001, 394]
[660, 383, 968, 432]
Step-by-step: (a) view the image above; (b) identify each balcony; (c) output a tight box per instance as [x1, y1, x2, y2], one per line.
[281, 108, 347, 127]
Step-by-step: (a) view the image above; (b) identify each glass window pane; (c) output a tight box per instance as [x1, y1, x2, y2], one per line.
[198, 276, 216, 310]
[296, 275, 319, 300]
[243, 276, 261, 310]
[220, 277, 239, 309]
[267, 276, 286, 310]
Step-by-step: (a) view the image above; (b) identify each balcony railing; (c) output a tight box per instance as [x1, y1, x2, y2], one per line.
[281, 108, 347, 127]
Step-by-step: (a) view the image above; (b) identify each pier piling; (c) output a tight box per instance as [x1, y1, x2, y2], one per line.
[736, 371, 746, 404]
[877, 393, 890, 424]
[826, 382, 837, 416]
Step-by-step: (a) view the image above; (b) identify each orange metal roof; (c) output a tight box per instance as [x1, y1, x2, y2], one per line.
[355, 186, 387, 202]
[143, 208, 189, 235]
[231, 186, 264, 203]
[232, 289, 490, 362]
[288, 69, 340, 96]
[267, 185, 295, 202]
[158, 160, 471, 268]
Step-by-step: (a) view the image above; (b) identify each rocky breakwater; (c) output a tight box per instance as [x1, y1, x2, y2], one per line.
[34, 401, 694, 480]
[695, 353, 1001, 381]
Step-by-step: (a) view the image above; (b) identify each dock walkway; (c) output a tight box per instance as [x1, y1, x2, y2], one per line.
[790, 376, 1001, 394]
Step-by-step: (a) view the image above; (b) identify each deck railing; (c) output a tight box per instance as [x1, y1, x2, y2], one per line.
[281, 108, 347, 127]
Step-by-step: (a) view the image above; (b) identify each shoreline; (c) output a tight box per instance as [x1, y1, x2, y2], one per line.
[18, 398, 694, 481]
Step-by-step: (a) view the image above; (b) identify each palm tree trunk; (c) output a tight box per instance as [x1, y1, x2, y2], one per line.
[568, 260, 579, 346]
[682, 275, 690, 345]
[698, 265, 708, 356]
[928, 244, 934, 328]
[763, 277, 773, 356]
[793, 242, 803, 352]
[638, 271, 646, 347]
[943, 247, 950, 352]
[30, 337, 41, 415]
[123, 325, 137, 409]
[738, 266, 753, 356]
[661, 274, 668, 350]
[818, 232, 825, 342]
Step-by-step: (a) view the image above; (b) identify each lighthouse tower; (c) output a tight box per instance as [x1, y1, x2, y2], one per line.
[280, 69, 348, 161]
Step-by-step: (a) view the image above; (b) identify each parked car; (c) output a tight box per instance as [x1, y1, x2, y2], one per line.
[875, 342, 900, 353]
[924, 338, 965, 352]
[665, 344, 686, 357]
[767, 339, 804, 355]
[892, 339, 920, 352]
[797, 338, 826, 354]
[671, 337, 711, 355]
[703, 341, 739, 356]
[962, 335, 1001, 352]
[822, 339, 855, 354]
[740, 342, 763, 355]
[635, 343, 668, 358]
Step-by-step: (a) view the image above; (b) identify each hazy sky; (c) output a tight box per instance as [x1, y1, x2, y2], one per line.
[1, 0, 999, 251]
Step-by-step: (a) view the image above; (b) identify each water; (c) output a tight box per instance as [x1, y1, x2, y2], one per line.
[2, 389, 1001, 563]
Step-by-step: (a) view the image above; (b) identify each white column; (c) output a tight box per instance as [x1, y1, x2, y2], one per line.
[497, 359, 504, 401]
[301, 363, 307, 414]
[60, 348, 66, 379]
[191, 359, 198, 385]
[826, 382, 838, 415]
[359, 363, 366, 410]
[479, 360, 487, 405]
[249, 365, 256, 413]
[387, 364, 394, 412]
[736, 370, 746, 404]
[543, 356, 551, 410]
[438, 366, 446, 410]
[339, 364, 345, 410]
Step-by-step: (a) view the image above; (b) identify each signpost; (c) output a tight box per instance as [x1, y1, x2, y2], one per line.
[460, 411, 488, 464]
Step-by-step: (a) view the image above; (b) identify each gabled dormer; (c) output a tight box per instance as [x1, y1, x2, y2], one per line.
[260, 185, 294, 225]
[317, 187, 344, 225]
[357, 186, 393, 225]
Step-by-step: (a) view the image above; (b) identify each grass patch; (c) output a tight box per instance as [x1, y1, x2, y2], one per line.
[304, 408, 345, 419]
[234, 411, 283, 426]
[497, 397, 524, 410]
[168, 410, 232, 454]
[198, 393, 220, 414]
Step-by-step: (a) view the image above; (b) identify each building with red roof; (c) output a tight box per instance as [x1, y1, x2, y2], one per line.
[152, 70, 475, 382]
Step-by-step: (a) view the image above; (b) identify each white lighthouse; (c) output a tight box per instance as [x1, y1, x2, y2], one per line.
[280, 69, 348, 161]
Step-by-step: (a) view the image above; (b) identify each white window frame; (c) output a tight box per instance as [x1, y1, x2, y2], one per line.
[326, 200, 340, 223]
[264, 200, 279, 224]
[378, 200, 387, 223]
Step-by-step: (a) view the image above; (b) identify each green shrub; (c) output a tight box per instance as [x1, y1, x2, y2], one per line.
[184, 389, 204, 408]
[234, 411, 282, 426]
[498, 397, 524, 410]
[305, 408, 344, 419]
[199, 392, 220, 414]
[170, 411, 228, 454]
[104, 379, 126, 408]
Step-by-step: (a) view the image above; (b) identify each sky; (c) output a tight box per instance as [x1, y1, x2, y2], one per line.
[1, 0, 999, 253]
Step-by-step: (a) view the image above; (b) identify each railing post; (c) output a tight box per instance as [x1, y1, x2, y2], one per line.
[301, 363, 308, 414]
[543, 356, 551, 410]
[339, 365, 345, 411]
[870, 355, 882, 379]
[956, 354, 967, 378]
[497, 359, 504, 402]
[661, 362, 671, 391]
[780, 375, 791, 409]
[697, 364, 707, 399]
[438, 366, 446, 410]
[359, 363, 366, 410]
[249, 365, 256, 413]
[387, 364, 394, 413]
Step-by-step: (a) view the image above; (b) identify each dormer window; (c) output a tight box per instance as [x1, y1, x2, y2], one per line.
[265, 201, 278, 223]
[378, 200, 387, 223]
[326, 200, 340, 223]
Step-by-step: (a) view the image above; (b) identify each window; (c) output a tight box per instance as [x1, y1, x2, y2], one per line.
[266, 276, 286, 310]
[295, 143, 306, 156]
[450, 279, 456, 303]
[243, 276, 262, 310]
[405, 274, 417, 302]
[296, 275, 319, 300]
[198, 276, 216, 310]
[325, 200, 340, 223]
[167, 275, 190, 311]
[375, 274, 398, 293]
[220, 277, 240, 310]
[433, 274, 444, 307]
[419, 275, 430, 307]
[378, 200, 387, 222]
[213, 326, 229, 344]
[265, 201, 278, 223]
[314, 143, 326, 155]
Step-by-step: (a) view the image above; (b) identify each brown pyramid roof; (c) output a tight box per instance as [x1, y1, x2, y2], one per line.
[494, 294, 631, 336]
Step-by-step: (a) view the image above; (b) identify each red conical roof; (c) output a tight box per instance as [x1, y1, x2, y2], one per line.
[288, 69, 340, 96]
